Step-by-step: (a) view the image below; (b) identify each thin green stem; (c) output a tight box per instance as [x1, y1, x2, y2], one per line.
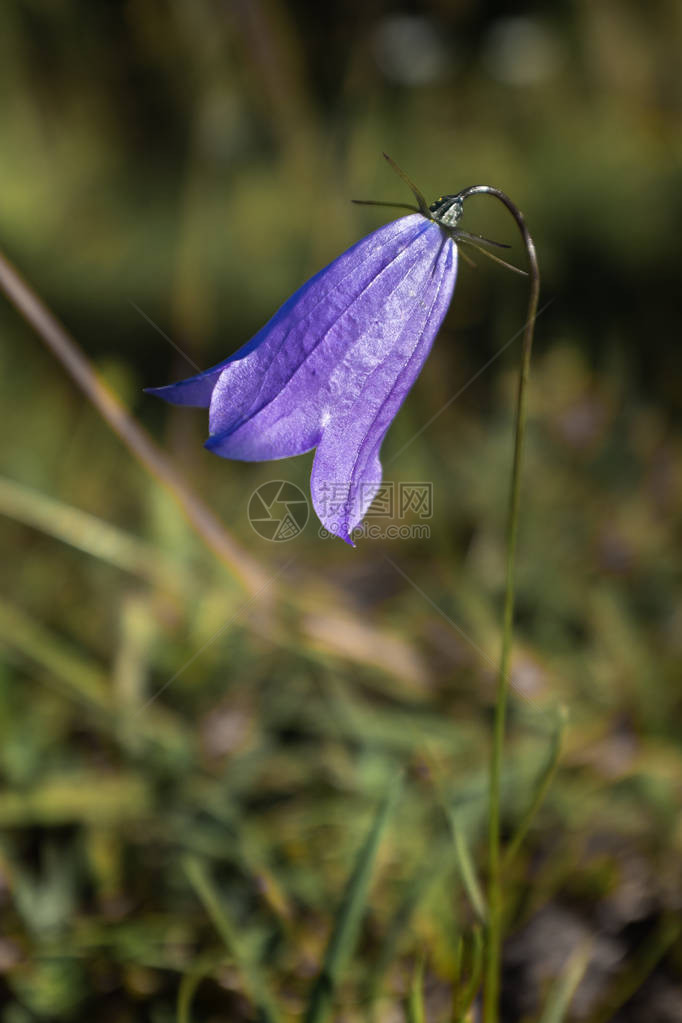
[455, 187, 540, 1023]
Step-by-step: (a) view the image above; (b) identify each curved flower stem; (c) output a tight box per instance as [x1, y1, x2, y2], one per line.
[456, 186, 540, 1023]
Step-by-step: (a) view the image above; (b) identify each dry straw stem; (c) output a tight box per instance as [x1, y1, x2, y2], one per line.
[0, 248, 266, 596]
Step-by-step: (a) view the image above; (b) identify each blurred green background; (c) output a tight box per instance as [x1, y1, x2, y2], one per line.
[1, 1, 681, 1020]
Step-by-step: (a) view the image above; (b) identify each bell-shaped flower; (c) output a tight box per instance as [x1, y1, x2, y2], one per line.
[147, 163, 510, 544]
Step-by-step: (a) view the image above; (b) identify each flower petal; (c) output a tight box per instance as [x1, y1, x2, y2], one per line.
[147, 217, 430, 416]
[205, 215, 443, 461]
[311, 235, 457, 544]
[144, 364, 226, 408]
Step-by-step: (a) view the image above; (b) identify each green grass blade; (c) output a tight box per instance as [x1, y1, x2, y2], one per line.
[504, 705, 567, 868]
[0, 474, 184, 589]
[304, 773, 402, 1023]
[183, 855, 281, 1023]
[583, 917, 681, 1023]
[0, 596, 111, 713]
[176, 952, 228, 1023]
[177, 968, 203, 1023]
[453, 927, 484, 1022]
[536, 943, 590, 1023]
[365, 843, 454, 1014]
[453, 936, 464, 987]
[407, 953, 426, 1023]
[447, 809, 487, 924]
[0, 595, 188, 754]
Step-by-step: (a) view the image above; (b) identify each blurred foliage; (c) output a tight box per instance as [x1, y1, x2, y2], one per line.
[0, 0, 681, 1020]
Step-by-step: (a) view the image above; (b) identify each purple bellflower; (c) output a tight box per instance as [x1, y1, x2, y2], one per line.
[147, 159, 517, 544]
